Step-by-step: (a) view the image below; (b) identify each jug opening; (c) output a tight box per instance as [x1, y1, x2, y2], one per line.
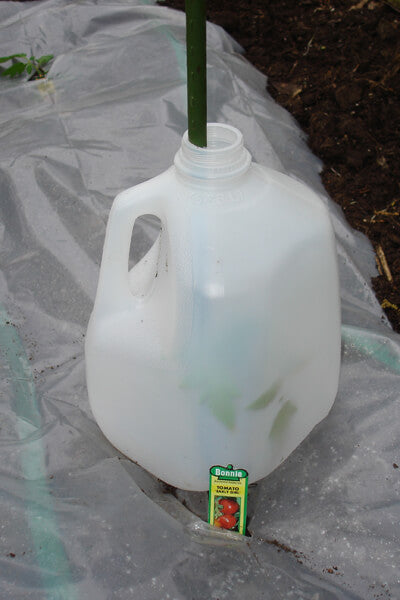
[174, 123, 251, 180]
[205, 124, 240, 150]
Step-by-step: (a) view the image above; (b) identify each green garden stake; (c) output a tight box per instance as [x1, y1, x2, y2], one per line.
[185, 0, 207, 147]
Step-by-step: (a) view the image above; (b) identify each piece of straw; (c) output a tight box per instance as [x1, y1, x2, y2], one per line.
[185, 0, 207, 147]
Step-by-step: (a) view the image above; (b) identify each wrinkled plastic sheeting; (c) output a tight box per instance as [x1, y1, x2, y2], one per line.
[0, 1, 399, 598]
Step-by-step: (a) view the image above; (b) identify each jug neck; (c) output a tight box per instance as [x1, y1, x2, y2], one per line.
[174, 123, 251, 181]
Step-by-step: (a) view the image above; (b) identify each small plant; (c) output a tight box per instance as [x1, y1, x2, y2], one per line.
[0, 53, 53, 80]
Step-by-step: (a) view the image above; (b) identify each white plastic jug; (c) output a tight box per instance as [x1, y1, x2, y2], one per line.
[85, 123, 341, 491]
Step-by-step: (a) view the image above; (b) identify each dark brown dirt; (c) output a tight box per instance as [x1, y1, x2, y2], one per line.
[266, 537, 305, 564]
[160, 0, 400, 332]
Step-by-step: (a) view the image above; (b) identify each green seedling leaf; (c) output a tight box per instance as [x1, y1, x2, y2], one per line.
[201, 385, 239, 430]
[37, 54, 54, 66]
[0, 53, 53, 80]
[269, 400, 297, 440]
[0, 53, 27, 63]
[247, 380, 281, 410]
[1, 62, 26, 78]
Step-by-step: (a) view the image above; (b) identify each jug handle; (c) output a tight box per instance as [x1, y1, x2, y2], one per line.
[95, 171, 169, 311]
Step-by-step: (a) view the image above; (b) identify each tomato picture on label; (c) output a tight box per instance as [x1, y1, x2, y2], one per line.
[218, 498, 240, 515]
[213, 496, 241, 532]
[214, 514, 237, 529]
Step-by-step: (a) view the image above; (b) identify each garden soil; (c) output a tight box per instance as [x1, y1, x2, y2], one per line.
[160, 0, 400, 333]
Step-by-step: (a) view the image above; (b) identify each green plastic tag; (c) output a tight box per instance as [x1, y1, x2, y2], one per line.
[208, 464, 248, 535]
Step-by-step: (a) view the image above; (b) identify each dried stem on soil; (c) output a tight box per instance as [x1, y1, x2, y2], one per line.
[376, 245, 393, 283]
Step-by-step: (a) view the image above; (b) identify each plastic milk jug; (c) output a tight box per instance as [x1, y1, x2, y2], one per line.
[85, 123, 341, 491]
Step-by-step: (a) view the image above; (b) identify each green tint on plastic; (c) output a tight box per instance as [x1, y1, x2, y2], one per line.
[185, 0, 207, 147]
[0, 307, 76, 600]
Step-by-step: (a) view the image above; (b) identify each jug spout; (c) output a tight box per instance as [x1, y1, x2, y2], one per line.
[174, 123, 251, 181]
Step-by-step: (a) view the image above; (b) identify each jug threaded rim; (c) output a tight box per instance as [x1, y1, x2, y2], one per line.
[174, 123, 251, 180]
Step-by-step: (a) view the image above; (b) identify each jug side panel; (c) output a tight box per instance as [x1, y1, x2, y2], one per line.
[86, 336, 198, 485]
[86, 172, 203, 488]
[175, 170, 340, 488]
[180, 233, 340, 487]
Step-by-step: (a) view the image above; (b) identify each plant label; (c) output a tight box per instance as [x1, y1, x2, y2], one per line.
[208, 464, 248, 535]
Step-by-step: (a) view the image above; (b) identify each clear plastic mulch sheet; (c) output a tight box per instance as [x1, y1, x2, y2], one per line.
[0, 1, 399, 598]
